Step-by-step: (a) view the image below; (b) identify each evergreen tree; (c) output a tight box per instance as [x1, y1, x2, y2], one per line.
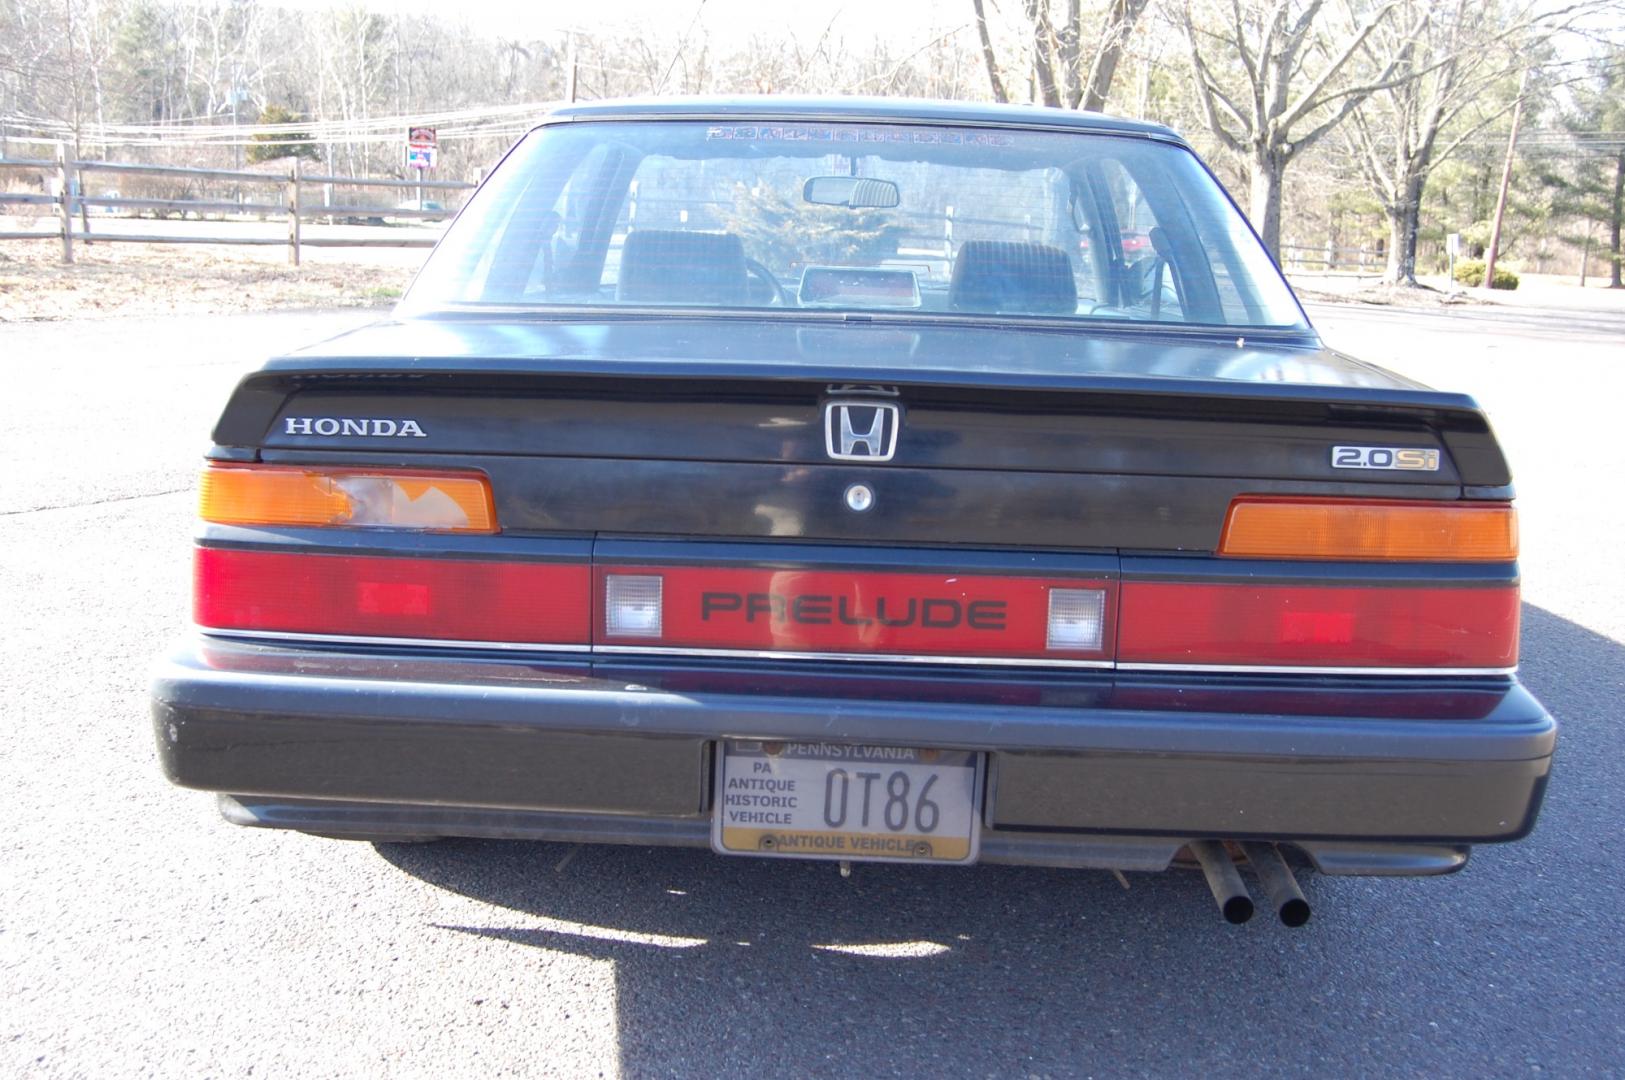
[247, 106, 321, 165]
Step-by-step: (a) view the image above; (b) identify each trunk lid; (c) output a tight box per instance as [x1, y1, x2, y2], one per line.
[212, 316, 1509, 553]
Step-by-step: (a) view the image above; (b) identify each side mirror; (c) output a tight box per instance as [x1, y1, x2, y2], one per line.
[803, 176, 901, 209]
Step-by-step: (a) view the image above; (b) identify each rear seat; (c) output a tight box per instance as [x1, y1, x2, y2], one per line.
[949, 240, 1079, 315]
[617, 229, 749, 305]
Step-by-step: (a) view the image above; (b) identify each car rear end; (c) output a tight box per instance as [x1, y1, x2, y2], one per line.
[150, 101, 1554, 922]
[153, 346, 1551, 874]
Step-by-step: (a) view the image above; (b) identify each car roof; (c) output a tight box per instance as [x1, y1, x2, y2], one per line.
[542, 95, 1185, 144]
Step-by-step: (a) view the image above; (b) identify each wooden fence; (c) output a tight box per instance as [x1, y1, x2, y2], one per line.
[0, 151, 476, 265]
[1278, 243, 1386, 273]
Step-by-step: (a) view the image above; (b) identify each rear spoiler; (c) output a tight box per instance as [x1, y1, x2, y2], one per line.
[212, 360, 1511, 489]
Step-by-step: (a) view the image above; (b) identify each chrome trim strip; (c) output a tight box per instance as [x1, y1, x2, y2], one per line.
[196, 628, 1515, 676]
[593, 645, 1114, 668]
[197, 627, 589, 653]
[1115, 662, 1517, 677]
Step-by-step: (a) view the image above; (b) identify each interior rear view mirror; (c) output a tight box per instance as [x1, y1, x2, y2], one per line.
[802, 176, 901, 209]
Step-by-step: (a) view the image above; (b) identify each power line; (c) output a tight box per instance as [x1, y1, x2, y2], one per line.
[0, 100, 560, 146]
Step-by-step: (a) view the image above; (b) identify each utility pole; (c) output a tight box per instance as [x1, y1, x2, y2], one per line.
[566, 32, 579, 103]
[1482, 68, 1530, 290]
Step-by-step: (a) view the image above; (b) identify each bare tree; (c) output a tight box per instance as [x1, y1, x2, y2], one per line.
[1181, 0, 1427, 256]
[971, 0, 1010, 101]
[1345, 0, 1595, 285]
[971, 0, 1150, 110]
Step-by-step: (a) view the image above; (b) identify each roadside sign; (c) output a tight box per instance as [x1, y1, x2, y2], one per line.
[407, 126, 437, 170]
[1447, 233, 1462, 256]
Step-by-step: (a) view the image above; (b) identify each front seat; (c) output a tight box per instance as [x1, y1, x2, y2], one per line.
[948, 240, 1078, 315]
[616, 229, 750, 306]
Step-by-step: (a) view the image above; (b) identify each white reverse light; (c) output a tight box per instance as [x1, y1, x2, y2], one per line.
[1046, 588, 1106, 651]
[605, 574, 663, 638]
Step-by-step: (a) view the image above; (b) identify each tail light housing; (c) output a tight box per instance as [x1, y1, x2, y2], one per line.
[195, 548, 589, 646]
[1117, 581, 1519, 671]
[192, 466, 1518, 672]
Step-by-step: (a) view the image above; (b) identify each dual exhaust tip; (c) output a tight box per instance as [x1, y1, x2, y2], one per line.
[1189, 840, 1312, 927]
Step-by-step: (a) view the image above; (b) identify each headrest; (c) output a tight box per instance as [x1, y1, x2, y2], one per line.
[617, 230, 749, 305]
[949, 241, 1078, 315]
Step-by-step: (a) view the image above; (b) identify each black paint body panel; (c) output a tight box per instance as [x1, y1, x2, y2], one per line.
[213, 315, 1511, 492]
[165, 204, 1546, 871]
[152, 639, 1554, 869]
[256, 449, 1465, 551]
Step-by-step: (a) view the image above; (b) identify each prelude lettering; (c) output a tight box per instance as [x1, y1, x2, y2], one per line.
[701, 593, 741, 620]
[874, 597, 916, 627]
[919, 599, 960, 628]
[837, 596, 872, 626]
[966, 600, 1006, 631]
[791, 594, 832, 624]
[697, 592, 1008, 632]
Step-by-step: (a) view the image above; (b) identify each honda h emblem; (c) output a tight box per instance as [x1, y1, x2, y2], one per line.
[824, 400, 900, 462]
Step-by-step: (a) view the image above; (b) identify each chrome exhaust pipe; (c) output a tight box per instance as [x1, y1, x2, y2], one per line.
[1242, 842, 1312, 927]
[1189, 840, 1254, 924]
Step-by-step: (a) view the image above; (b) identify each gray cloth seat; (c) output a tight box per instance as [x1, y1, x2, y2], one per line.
[616, 229, 749, 305]
[949, 240, 1079, 315]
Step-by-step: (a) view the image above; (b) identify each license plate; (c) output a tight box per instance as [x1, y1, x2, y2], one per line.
[711, 741, 983, 864]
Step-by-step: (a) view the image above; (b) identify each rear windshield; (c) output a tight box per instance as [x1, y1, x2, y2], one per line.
[403, 119, 1307, 330]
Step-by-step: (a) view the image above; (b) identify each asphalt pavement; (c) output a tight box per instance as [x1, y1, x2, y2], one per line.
[1, 299, 1621, 1078]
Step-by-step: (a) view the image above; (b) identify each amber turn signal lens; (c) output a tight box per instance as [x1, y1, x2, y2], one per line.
[199, 464, 497, 533]
[1219, 497, 1516, 562]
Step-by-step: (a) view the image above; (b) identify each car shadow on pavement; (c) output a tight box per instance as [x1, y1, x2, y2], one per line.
[375, 602, 1620, 1078]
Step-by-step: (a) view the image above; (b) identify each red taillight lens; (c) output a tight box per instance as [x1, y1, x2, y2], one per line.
[194, 544, 1517, 674]
[195, 548, 590, 645]
[1117, 582, 1519, 670]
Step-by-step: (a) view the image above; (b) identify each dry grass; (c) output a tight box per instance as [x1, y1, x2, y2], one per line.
[0, 238, 415, 321]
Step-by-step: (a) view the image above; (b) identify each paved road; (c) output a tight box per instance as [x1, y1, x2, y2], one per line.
[1, 301, 1621, 1078]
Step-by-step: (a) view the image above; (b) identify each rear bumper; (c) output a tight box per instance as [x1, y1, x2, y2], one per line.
[151, 637, 1556, 875]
